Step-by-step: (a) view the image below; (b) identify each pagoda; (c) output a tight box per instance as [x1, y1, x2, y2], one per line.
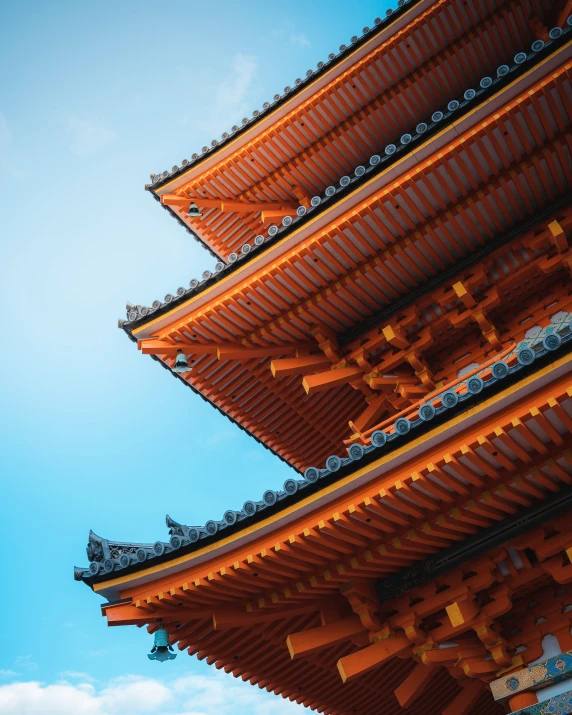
[76, 2, 572, 713]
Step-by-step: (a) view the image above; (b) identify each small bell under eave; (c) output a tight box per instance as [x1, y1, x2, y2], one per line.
[148, 626, 177, 662]
[172, 350, 191, 374]
[187, 202, 202, 218]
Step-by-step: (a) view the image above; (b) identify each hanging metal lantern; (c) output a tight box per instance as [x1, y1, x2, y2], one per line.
[172, 350, 191, 374]
[148, 624, 177, 662]
[187, 202, 202, 217]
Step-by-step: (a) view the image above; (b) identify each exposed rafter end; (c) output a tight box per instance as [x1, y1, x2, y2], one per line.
[337, 636, 410, 683]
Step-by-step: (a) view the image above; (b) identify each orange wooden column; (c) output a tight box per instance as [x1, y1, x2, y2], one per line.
[509, 692, 538, 711]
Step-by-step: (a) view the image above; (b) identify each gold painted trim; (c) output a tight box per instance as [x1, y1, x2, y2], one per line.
[94, 352, 572, 592]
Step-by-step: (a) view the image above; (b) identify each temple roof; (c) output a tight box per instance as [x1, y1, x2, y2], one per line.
[145, 0, 428, 260]
[125, 25, 570, 327]
[76, 321, 572, 586]
[120, 65, 572, 471]
[144, 0, 561, 260]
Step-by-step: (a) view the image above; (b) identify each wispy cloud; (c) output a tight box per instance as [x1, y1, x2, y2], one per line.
[0, 111, 27, 179]
[243, 448, 264, 464]
[14, 656, 37, 672]
[191, 53, 258, 137]
[0, 672, 309, 714]
[0, 671, 16, 678]
[84, 649, 108, 658]
[58, 671, 96, 683]
[271, 24, 312, 49]
[0, 112, 12, 155]
[196, 428, 237, 448]
[67, 116, 115, 157]
[214, 53, 258, 131]
[289, 32, 311, 48]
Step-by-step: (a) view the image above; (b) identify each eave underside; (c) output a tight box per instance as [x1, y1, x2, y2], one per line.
[151, 0, 554, 260]
[131, 59, 572, 473]
[98, 369, 572, 714]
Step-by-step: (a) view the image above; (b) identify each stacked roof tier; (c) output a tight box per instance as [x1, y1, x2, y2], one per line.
[147, 0, 561, 260]
[126, 41, 572, 472]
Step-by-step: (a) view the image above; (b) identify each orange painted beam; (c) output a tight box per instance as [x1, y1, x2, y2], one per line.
[367, 375, 417, 387]
[337, 636, 409, 683]
[394, 663, 438, 708]
[286, 615, 365, 659]
[509, 692, 538, 711]
[382, 325, 409, 350]
[159, 193, 189, 209]
[557, 0, 572, 27]
[453, 281, 476, 309]
[161, 194, 299, 214]
[302, 367, 363, 395]
[106, 369, 572, 606]
[139, 339, 218, 357]
[549, 220, 568, 252]
[271, 354, 332, 377]
[446, 598, 480, 627]
[349, 394, 388, 434]
[105, 603, 211, 627]
[196, 198, 298, 213]
[217, 344, 306, 360]
[261, 209, 296, 223]
[139, 340, 307, 360]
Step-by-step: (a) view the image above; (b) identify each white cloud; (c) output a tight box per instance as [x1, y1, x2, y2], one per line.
[289, 33, 311, 48]
[58, 672, 96, 683]
[0, 672, 16, 679]
[0, 672, 308, 714]
[67, 116, 115, 157]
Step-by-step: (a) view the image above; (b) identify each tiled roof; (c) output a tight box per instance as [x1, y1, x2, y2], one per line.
[145, 0, 423, 194]
[121, 23, 571, 330]
[75, 314, 572, 583]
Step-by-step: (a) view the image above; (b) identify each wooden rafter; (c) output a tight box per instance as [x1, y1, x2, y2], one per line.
[155, 0, 554, 259]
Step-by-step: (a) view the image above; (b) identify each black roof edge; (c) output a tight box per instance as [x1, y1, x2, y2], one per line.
[82, 341, 572, 587]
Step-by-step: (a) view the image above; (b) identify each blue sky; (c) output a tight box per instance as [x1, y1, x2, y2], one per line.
[0, 1, 387, 712]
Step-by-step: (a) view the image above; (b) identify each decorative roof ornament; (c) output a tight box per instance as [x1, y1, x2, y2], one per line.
[148, 622, 177, 662]
[187, 202, 202, 218]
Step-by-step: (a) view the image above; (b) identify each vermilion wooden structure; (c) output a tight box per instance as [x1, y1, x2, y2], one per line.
[77, 2, 572, 713]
